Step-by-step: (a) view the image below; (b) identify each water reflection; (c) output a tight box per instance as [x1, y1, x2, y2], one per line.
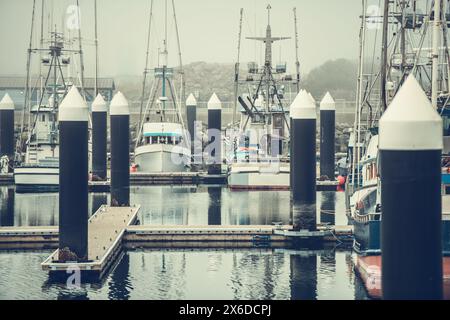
[208, 187, 222, 225]
[0, 249, 365, 300]
[0, 186, 348, 227]
[320, 191, 336, 225]
[0, 187, 14, 226]
[108, 253, 131, 300]
[290, 251, 318, 300]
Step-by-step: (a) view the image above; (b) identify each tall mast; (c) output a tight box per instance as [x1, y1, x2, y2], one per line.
[432, 0, 442, 108]
[380, 0, 389, 111]
[351, 0, 367, 187]
[18, 0, 37, 160]
[161, 0, 168, 109]
[233, 8, 244, 125]
[76, 0, 85, 99]
[139, 0, 154, 132]
[94, 0, 99, 96]
[171, 0, 184, 112]
[293, 7, 300, 93]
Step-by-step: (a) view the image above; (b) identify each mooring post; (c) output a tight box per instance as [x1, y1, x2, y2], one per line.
[58, 86, 89, 261]
[207, 93, 222, 175]
[380, 75, 443, 300]
[91, 93, 108, 181]
[319, 92, 336, 180]
[110, 92, 130, 207]
[0, 94, 15, 173]
[186, 93, 197, 160]
[290, 90, 317, 231]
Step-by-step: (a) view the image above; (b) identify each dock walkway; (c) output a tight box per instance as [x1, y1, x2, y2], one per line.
[41, 205, 140, 278]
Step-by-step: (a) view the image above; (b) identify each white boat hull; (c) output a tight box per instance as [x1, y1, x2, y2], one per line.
[134, 144, 190, 173]
[14, 166, 59, 192]
[228, 162, 290, 190]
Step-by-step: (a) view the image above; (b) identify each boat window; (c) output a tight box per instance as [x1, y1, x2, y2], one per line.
[41, 114, 45, 122]
[146, 137, 150, 144]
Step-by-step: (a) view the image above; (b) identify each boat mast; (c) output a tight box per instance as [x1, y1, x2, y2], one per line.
[233, 8, 244, 125]
[432, 0, 442, 108]
[139, 0, 154, 134]
[171, 0, 184, 113]
[161, 0, 168, 111]
[380, 0, 389, 111]
[76, 0, 85, 99]
[94, 0, 99, 96]
[17, 0, 37, 161]
[351, 0, 367, 188]
[293, 7, 300, 94]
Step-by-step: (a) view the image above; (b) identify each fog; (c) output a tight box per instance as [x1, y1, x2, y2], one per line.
[0, 0, 361, 77]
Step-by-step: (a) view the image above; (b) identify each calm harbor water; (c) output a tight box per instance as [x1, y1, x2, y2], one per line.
[0, 186, 366, 300]
[0, 249, 368, 300]
[0, 186, 349, 227]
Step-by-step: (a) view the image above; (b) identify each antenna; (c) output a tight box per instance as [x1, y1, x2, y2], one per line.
[267, 4, 271, 25]
[233, 8, 244, 124]
[293, 7, 300, 93]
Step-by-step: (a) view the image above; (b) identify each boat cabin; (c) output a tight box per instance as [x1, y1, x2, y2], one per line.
[142, 122, 184, 146]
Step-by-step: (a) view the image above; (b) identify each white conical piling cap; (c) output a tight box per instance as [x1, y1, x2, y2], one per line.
[290, 90, 316, 119]
[379, 75, 442, 150]
[110, 91, 129, 116]
[208, 93, 222, 110]
[320, 92, 336, 111]
[59, 86, 88, 121]
[92, 93, 107, 112]
[308, 92, 316, 105]
[186, 93, 197, 106]
[0, 93, 14, 110]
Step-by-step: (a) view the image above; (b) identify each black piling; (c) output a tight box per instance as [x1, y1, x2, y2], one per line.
[290, 91, 317, 231]
[58, 86, 89, 261]
[110, 92, 130, 207]
[91, 94, 108, 181]
[319, 92, 335, 180]
[207, 93, 222, 175]
[0, 94, 15, 173]
[380, 75, 443, 300]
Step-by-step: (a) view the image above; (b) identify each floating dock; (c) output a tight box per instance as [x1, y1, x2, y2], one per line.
[1, 172, 340, 190]
[130, 172, 227, 185]
[40, 205, 140, 279]
[0, 224, 353, 250]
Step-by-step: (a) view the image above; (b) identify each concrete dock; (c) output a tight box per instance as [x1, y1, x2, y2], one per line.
[41, 205, 140, 279]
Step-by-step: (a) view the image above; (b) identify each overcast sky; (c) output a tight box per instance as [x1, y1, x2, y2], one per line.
[0, 0, 362, 77]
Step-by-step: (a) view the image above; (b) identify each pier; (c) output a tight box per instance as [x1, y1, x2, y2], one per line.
[41, 205, 140, 279]
[0, 224, 353, 251]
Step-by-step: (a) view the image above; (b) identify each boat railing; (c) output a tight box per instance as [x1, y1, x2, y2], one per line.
[353, 211, 381, 224]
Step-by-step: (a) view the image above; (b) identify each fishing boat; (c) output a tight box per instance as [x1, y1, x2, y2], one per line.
[347, 0, 450, 253]
[14, 4, 88, 192]
[134, 0, 190, 173]
[347, 0, 450, 298]
[227, 5, 297, 190]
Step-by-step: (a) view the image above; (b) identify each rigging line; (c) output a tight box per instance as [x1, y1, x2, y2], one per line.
[18, 0, 37, 160]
